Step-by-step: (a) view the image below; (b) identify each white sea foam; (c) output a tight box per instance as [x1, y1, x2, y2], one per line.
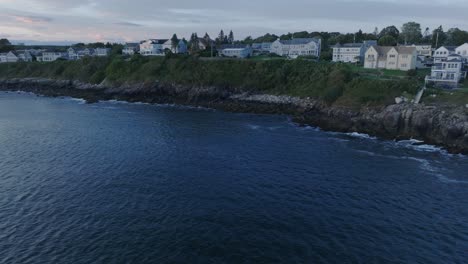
[346, 132, 377, 140]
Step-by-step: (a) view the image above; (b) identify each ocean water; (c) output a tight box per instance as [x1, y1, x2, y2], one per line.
[0, 92, 467, 264]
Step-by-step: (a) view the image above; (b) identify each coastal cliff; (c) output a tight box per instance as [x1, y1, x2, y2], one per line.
[1, 78, 467, 154]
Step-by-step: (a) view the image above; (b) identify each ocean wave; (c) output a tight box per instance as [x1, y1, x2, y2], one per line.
[346, 132, 377, 140]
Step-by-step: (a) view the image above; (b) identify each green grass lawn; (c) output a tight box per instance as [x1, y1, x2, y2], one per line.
[423, 87, 468, 106]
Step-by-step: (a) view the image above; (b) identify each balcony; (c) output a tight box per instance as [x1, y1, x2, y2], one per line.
[425, 75, 459, 82]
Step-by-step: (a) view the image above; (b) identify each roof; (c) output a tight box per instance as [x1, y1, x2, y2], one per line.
[440, 46, 457, 51]
[333, 43, 364, 48]
[124, 43, 139, 47]
[142, 39, 169, 44]
[218, 44, 250, 50]
[369, 46, 416, 55]
[278, 38, 320, 45]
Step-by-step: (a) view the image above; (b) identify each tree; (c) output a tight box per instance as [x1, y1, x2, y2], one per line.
[432, 26, 446, 48]
[378, 35, 397, 46]
[446, 28, 468, 46]
[421, 27, 432, 44]
[171, 34, 179, 52]
[373, 27, 379, 37]
[189, 33, 200, 53]
[243, 36, 254, 45]
[216, 30, 225, 45]
[0, 38, 13, 52]
[355, 29, 363, 43]
[400, 22, 422, 44]
[379, 26, 400, 39]
[228, 30, 234, 44]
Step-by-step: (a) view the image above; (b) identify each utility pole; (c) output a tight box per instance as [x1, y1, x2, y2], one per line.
[435, 32, 440, 49]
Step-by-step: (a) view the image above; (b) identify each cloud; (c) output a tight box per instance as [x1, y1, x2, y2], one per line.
[13, 15, 52, 24]
[0, 0, 467, 43]
[115, 21, 143, 27]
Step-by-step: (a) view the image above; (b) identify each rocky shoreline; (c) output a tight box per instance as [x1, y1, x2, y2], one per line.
[1, 78, 467, 154]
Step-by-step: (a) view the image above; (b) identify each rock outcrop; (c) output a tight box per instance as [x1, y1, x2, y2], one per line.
[1, 78, 467, 154]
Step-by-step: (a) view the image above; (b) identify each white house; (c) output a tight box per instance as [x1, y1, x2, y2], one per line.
[139, 39, 167, 56]
[426, 54, 466, 88]
[17, 51, 33, 62]
[162, 39, 187, 54]
[0, 53, 7, 63]
[68, 48, 80, 60]
[42, 52, 67, 62]
[95, 48, 111, 56]
[409, 45, 433, 58]
[270, 38, 321, 59]
[122, 43, 140, 55]
[433, 46, 457, 63]
[252, 42, 273, 53]
[332, 40, 376, 63]
[6, 51, 19, 62]
[218, 44, 252, 58]
[364, 46, 417, 71]
[455, 43, 468, 61]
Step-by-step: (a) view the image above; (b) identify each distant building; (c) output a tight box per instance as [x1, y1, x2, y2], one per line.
[408, 44, 433, 58]
[332, 40, 376, 63]
[6, 51, 19, 62]
[364, 46, 417, 71]
[433, 46, 457, 63]
[139, 39, 168, 56]
[95, 48, 111, 56]
[122, 43, 140, 55]
[17, 51, 33, 62]
[426, 54, 466, 88]
[270, 38, 321, 59]
[42, 52, 67, 62]
[0, 53, 8, 63]
[218, 44, 252, 58]
[455, 43, 468, 62]
[68, 48, 80, 60]
[162, 39, 187, 54]
[252, 42, 273, 53]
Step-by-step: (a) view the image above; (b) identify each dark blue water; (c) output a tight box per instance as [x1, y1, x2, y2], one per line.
[1, 92, 467, 264]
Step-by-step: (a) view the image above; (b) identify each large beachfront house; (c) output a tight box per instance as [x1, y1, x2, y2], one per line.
[364, 46, 417, 71]
[270, 38, 321, 59]
[41, 52, 68, 62]
[433, 46, 457, 63]
[332, 40, 376, 63]
[140, 39, 168, 56]
[426, 54, 466, 88]
[162, 39, 188, 54]
[122, 43, 140, 55]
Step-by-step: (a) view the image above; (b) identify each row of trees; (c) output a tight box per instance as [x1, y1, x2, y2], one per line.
[0, 39, 13, 52]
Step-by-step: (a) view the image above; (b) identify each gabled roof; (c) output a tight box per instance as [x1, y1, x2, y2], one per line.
[439, 46, 457, 51]
[278, 38, 320, 45]
[369, 46, 416, 56]
[142, 39, 169, 44]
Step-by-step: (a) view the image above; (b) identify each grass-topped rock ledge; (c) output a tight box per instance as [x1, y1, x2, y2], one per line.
[0, 55, 467, 153]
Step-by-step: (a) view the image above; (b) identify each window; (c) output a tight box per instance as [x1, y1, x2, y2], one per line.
[389, 55, 396, 58]
[401, 64, 407, 68]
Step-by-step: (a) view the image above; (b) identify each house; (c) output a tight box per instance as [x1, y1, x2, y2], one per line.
[139, 39, 167, 56]
[409, 45, 433, 58]
[218, 44, 252, 58]
[0, 53, 7, 63]
[122, 43, 140, 55]
[78, 48, 95, 57]
[6, 51, 19, 62]
[270, 38, 321, 59]
[42, 52, 67, 62]
[17, 51, 33, 62]
[95, 48, 111, 56]
[162, 39, 187, 54]
[455, 43, 468, 62]
[364, 46, 417, 71]
[425, 54, 467, 88]
[433, 46, 457, 63]
[332, 40, 376, 63]
[68, 48, 80, 60]
[197, 38, 213, 50]
[252, 42, 273, 54]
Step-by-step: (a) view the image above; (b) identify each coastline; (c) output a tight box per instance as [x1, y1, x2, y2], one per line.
[1, 77, 467, 154]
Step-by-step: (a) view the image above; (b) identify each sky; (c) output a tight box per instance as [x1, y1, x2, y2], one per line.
[1, 0, 468, 45]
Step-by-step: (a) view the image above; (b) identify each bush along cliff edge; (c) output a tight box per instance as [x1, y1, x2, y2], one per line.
[0, 55, 467, 154]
